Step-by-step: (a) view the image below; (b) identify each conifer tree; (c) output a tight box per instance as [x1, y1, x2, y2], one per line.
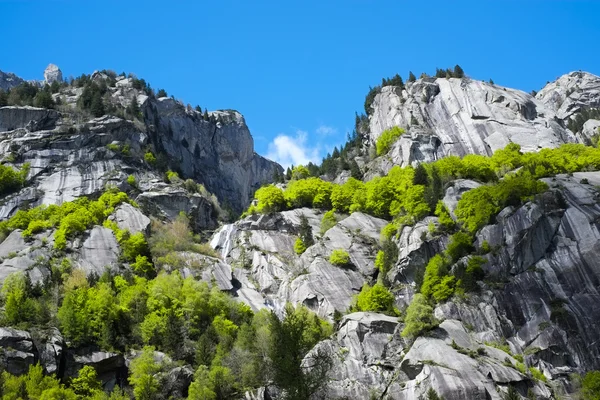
[408, 71, 417, 82]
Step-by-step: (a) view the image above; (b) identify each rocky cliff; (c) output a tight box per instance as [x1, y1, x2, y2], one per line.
[367, 76, 583, 170]
[0, 66, 599, 400]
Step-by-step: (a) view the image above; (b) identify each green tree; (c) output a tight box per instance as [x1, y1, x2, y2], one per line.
[156, 89, 167, 98]
[188, 365, 216, 400]
[90, 92, 105, 117]
[320, 210, 337, 235]
[1, 272, 38, 326]
[70, 365, 102, 397]
[502, 385, 521, 400]
[376, 127, 404, 156]
[425, 387, 443, 400]
[453, 64, 465, 78]
[33, 90, 55, 109]
[408, 71, 417, 82]
[255, 185, 286, 213]
[298, 214, 314, 247]
[402, 294, 437, 339]
[129, 96, 140, 118]
[583, 370, 600, 400]
[268, 304, 332, 400]
[353, 283, 396, 315]
[129, 346, 161, 400]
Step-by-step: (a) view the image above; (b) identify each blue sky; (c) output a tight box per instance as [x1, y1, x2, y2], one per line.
[2, 0, 600, 168]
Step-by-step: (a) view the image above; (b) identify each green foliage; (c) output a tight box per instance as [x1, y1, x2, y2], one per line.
[0, 162, 29, 197]
[0, 272, 39, 326]
[144, 151, 157, 164]
[127, 174, 136, 187]
[284, 178, 333, 209]
[255, 185, 286, 213]
[376, 127, 404, 156]
[166, 170, 180, 183]
[298, 214, 314, 247]
[455, 172, 548, 234]
[401, 294, 437, 339]
[421, 255, 454, 302]
[269, 304, 333, 400]
[129, 346, 161, 400]
[425, 387, 443, 400]
[291, 165, 311, 180]
[329, 249, 350, 266]
[446, 231, 474, 262]
[529, 366, 547, 383]
[320, 210, 337, 235]
[33, 89, 55, 109]
[353, 283, 397, 315]
[294, 237, 307, 255]
[331, 178, 364, 213]
[583, 370, 600, 400]
[70, 365, 102, 397]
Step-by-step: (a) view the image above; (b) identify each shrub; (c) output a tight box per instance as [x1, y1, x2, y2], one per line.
[381, 221, 399, 240]
[166, 170, 180, 183]
[421, 254, 454, 302]
[127, 174, 136, 187]
[353, 283, 396, 315]
[320, 210, 337, 235]
[294, 238, 307, 255]
[255, 185, 286, 213]
[529, 367, 547, 383]
[376, 127, 404, 156]
[402, 294, 437, 339]
[144, 151, 157, 164]
[329, 249, 350, 266]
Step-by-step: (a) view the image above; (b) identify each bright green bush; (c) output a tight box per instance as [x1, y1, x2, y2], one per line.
[421, 254, 455, 302]
[353, 283, 397, 315]
[331, 178, 364, 213]
[144, 151, 157, 164]
[255, 185, 286, 213]
[127, 174, 136, 187]
[401, 293, 437, 339]
[320, 210, 337, 235]
[329, 249, 350, 266]
[376, 127, 404, 156]
[285, 177, 333, 209]
[166, 170, 180, 183]
[0, 162, 29, 197]
[435, 202, 455, 230]
[1, 272, 39, 326]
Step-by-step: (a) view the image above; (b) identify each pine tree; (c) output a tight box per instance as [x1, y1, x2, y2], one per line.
[453, 64, 465, 78]
[90, 92, 105, 117]
[156, 88, 167, 98]
[299, 215, 314, 247]
[203, 109, 209, 120]
[285, 167, 292, 180]
[408, 71, 417, 82]
[350, 160, 363, 180]
[128, 96, 140, 118]
[0, 90, 9, 107]
[195, 105, 202, 112]
[413, 163, 429, 186]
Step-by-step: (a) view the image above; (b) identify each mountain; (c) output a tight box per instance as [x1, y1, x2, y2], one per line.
[0, 65, 599, 400]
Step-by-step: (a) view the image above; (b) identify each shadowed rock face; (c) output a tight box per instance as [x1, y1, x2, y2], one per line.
[144, 99, 282, 212]
[0, 71, 24, 91]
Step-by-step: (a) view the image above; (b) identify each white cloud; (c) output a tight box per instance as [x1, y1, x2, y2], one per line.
[266, 130, 322, 170]
[316, 124, 337, 136]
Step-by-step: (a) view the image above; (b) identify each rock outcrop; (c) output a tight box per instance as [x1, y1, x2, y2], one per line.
[367, 77, 581, 167]
[43, 64, 63, 85]
[144, 99, 282, 212]
[0, 70, 24, 91]
[536, 71, 600, 121]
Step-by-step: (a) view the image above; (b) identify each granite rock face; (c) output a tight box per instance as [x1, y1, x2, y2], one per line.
[536, 71, 600, 121]
[368, 76, 582, 167]
[144, 99, 282, 212]
[43, 64, 63, 85]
